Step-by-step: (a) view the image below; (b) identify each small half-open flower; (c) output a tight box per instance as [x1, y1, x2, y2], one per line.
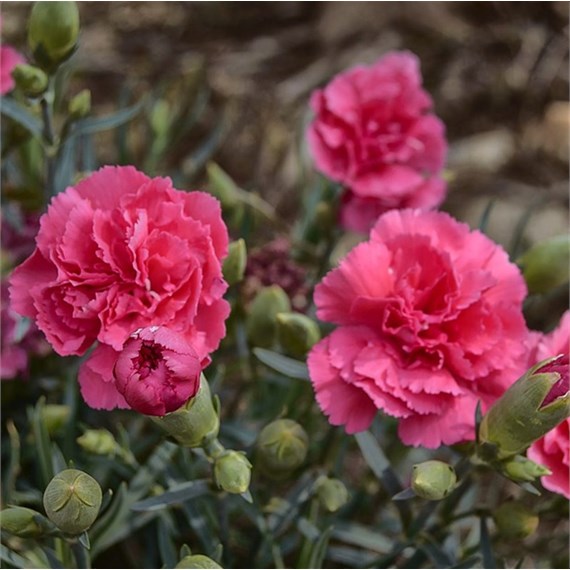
[114, 326, 201, 416]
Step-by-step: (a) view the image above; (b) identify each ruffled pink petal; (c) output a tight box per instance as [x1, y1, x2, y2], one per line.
[79, 344, 129, 410]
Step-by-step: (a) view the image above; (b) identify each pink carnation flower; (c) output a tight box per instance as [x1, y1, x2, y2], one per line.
[528, 311, 569, 498]
[10, 166, 230, 410]
[308, 209, 530, 448]
[308, 51, 447, 233]
[1, 44, 25, 95]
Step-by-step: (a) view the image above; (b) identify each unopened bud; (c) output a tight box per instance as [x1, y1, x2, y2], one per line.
[246, 285, 291, 348]
[315, 476, 349, 512]
[152, 375, 219, 448]
[276, 312, 320, 358]
[68, 89, 91, 119]
[11, 64, 48, 97]
[213, 451, 252, 495]
[0, 506, 54, 538]
[257, 419, 308, 478]
[479, 355, 570, 459]
[40, 404, 70, 435]
[501, 454, 551, 483]
[411, 460, 457, 501]
[176, 555, 223, 569]
[150, 99, 171, 137]
[28, 1, 80, 71]
[43, 469, 102, 535]
[77, 429, 118, 456]
[223, 239, 247, 286]
[518, 235, 570, 294]
[493, 501, 538, 540]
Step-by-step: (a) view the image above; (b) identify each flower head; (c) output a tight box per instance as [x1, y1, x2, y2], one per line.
[9, 166, 229, 410]
[308, 51, 447, 233]
[308, 209, 529, 448]
[114, 326, 201, 416]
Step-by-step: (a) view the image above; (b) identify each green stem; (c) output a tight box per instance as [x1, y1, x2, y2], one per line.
[296, 498, 320, 569]
[40, 79, 57, 200]
[70, 540, 91, 569]
[203, 437, 225, 460]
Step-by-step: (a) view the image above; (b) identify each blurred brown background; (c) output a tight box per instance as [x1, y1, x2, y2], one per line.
[2, 2, 569, 250]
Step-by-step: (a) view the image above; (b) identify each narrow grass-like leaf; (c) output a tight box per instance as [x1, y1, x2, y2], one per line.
[253, 348, 310, 380]
[158, 513, 178, 569]
[0, 97, 43, 138]
[478, 198, 496, 233]
[308, 526, 333, 569]
[327, 546, 377, 568]
[131, 480, 210, 512]
[69, 100, 145, 140]
[421, 540, 455, 568]
[0, 545, 31, 569]
[331, 522, 392, 554]
[28, 398, 53, 489]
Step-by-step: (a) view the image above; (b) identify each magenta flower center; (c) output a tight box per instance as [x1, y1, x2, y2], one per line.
[134, 341, 163, 380]
[540, 354, 569, 407]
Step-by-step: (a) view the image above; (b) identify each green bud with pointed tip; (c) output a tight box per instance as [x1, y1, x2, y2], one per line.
[213, 451, 252, 494]
[12, 64, 48, 97]
[68, 89, 91, 119]
[223, 239, 247, 286]
[479, 355, 570, 459]
[494, 501, 538, 540]
[40, 404, 70, 436]
[501, 454, 551, 483]
[28, 1, 80, 71]
[246, 285, 291, 348]
[206, 162, 240, 210]
[152, 375, 220, 448]
[77, 429, 118, 456]
[176, 555, 223, 569]
[518, 235, 570, 294]
[411, 460, 457, 501]
[1, 506, 55, 538]
[315, 476, 349, 512]
[43, 469, 102, 535]
[257, 419, 308, 478]
[276, 312, 320, 358]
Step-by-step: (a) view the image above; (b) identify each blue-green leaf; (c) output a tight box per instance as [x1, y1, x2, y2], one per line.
[131, 480, 210, 512]
[253, 348, 310, 380]
[0, 97, 43, 138]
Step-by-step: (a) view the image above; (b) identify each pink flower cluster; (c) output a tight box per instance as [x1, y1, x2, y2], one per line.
[10, 166, 230, 414]
[308, 209, 530, 448]
[528, 312, 569, 498]
[308, 51, 447, 233]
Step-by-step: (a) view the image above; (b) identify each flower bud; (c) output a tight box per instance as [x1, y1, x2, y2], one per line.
[28, 1, 80, 71]
[11, 63, 48, 97]
[152, 375, 219, 448]
[175, 555, 222, 569]
[479, 354, 570, 459]
[315, 476, 349, 512]
[40, 404, 70, 436]
[276, 312, 321, 358]
[77, 429, 119, 456]
[213, 451, 252, 495]
[493, 501, 538, 540]
[0, 506, 54, 538]
[150, 99, 171, 137]
[411, 460, 457, 501]
[501, 454, 551, 483]
[114, 326, 201, 416]
[246, 285, 291, 348]
[256, 419, 308, 478]
[518, 235, 570, 294]
[222, 239, 247, 286]
[206, 162, 240, 210]
[43, 469, 102, 535]
[68, 89, 91, 119]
